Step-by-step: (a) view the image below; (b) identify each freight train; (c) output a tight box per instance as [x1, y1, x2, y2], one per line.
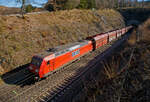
[29, 26, 133, 79]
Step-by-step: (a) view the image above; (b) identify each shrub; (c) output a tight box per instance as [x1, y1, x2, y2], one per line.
[78, 0, 89, 9]
[63, 0, 80, 10]
[45, 4, 55, 11]
[25, 4, 35, 13]
[77, 0, 96, 9]
[139, 18, 150, 42]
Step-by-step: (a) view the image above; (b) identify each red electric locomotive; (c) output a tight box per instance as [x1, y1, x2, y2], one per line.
[29, 40, 93, 78]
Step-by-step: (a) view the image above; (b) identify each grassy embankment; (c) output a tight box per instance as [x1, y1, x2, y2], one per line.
[0, 9, 125, 75]
[0, 6, 20, 15]
[73, 16, 150, 102]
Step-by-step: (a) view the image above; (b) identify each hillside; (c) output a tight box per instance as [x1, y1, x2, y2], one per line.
[0, 6, 20, 15]
[0, 9, 125, 75]
[0, 6, 45, 15]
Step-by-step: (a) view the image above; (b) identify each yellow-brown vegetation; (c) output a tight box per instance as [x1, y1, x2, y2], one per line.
[0, 9, 125, 75]
[127, 30, 137, 46]
[139, 18, 150, 42]
[102, 56, 119, 79]
[0, 6, 20, 15]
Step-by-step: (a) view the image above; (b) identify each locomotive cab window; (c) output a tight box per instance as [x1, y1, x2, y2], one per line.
[31, 57, 43, 67]
[47, 61, 50, 65]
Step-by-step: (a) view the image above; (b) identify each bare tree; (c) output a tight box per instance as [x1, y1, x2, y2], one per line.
[135, 0, 138, 7]
[16, 0, 26, 18]
[133, 0, 138, 7]
[110, 0, 115, 8]
[142, 0, 144, 8]
[126, 0, 131, 7]
[118, 0, 120, 8]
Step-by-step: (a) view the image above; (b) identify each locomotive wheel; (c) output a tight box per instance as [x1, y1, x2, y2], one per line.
[35, 76, 47, 82]
[35, 76, 41, 82]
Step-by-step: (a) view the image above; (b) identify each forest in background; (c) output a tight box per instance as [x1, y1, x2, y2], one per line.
[14, 0, 150, 13]
[45, 0, 150, 10]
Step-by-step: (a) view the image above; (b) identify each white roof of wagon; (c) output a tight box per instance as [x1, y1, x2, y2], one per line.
[94, 34, 108, 41]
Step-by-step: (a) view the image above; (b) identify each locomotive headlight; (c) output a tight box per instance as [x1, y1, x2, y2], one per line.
[29, 66, 33, 70]
[35, 69, 39, 73]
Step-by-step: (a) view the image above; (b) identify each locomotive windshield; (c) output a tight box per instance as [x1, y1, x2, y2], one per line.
[31, 57, 43, 67]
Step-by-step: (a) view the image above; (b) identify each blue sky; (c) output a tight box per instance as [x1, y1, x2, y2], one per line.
[0, 0, 48, 7]
[0, 0, 148, 8]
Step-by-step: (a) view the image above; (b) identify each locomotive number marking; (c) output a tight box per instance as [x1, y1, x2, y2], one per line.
[72, 49, 80, 57]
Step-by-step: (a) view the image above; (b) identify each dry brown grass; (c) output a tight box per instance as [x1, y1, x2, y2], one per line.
[102, 56, 119, 79]
[74, 18, 150, 102]
[74, 43, 150, 102]
[139, 18, 150, 42]
[0, 6, 20, 15]
[127, 30, 137, 46]
[0, 9, 125, 75]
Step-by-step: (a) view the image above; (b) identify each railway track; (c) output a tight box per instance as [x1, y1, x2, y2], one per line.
[0, 31, 131, 102]
[46, 34, 130, 102]
[0, 73, 35, 101]
[0, 52, 89, 102]
[0, 64, 33, 90]
[0, 63, 30, 85]
[32, 44, 114, 102]
[0, 40, 111, 102]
